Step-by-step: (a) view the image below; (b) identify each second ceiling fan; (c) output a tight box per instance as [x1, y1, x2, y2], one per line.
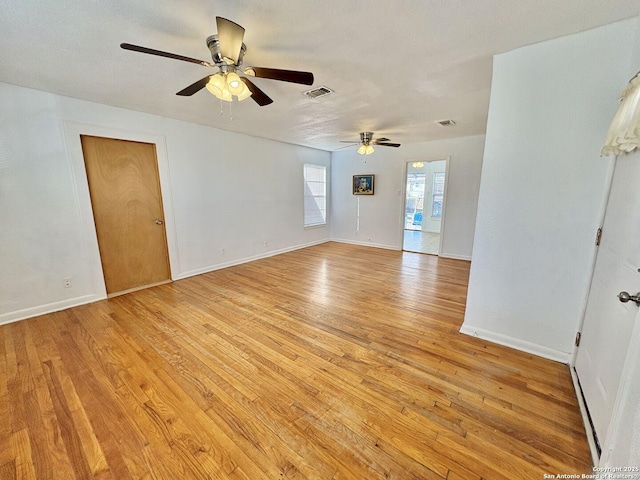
[340, 132, 401, 155]
[121, 17, 314, 106]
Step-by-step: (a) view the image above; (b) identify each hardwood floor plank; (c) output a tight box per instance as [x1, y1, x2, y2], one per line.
[41, 359, 94, 479]
[10, 428, 37, 480]
[49, 320, 141, 480]
[56, 361, 112, 478]
[0, 460, 16, 480]
[4, 324, 27, 435]
[0, 327, 12, 444]
[0, 242, 592, 478]
[21, 388, 55, 480]
[23, 316, 80, 480]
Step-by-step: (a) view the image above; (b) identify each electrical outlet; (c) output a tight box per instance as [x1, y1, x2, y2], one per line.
[63, 278, 72, 288]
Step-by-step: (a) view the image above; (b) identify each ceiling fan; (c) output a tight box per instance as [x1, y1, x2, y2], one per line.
[339, 132, 401, 155]
[120, 17, 314, 106]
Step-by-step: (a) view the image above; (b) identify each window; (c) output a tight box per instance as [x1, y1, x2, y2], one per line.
[432, 172, 445, 217]
[303, 164, 327, 227]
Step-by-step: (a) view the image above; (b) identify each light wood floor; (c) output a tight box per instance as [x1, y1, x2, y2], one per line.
[0, 242, 591, 479]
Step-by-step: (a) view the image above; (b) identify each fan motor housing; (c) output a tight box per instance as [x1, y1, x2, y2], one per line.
[207, 34, 246, 67]
[360, 132, 374, 145]
[206, 35, 223, 64]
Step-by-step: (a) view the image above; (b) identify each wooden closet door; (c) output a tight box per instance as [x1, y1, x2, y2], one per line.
[81, 135, 171, 295]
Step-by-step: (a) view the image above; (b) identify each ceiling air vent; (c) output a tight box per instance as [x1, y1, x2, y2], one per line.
[303, 86, 334, 99]
[436, 119, 456, 127]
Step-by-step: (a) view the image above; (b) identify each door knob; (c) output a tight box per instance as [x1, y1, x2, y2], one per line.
[155, 219, 164, 225]
[617, 291, 640, 306]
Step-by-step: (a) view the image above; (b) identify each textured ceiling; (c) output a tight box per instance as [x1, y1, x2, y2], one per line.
[1, 1, 638, 151]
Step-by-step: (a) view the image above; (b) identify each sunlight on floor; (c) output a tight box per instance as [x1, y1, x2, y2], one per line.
[403, 230, 440, 255]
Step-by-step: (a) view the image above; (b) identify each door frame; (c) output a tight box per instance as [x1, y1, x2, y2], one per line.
[64, 122, 178, 298]
[400, 157, 450, 255]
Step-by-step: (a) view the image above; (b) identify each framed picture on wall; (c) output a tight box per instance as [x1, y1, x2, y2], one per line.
[353, 174, 375, 195]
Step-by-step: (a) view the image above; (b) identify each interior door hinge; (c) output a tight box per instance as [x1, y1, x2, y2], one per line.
[595, 227, 603, 246]
[575, 331, 582, 347]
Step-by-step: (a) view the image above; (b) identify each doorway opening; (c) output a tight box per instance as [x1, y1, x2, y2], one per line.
[403, 159, 446, 255]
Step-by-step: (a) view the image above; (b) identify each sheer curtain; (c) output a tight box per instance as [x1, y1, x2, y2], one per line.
[602, 72, 640, 156]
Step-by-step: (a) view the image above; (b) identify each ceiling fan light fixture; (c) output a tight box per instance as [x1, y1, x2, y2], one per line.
[340, 132, 400, 153]
[206, 73, 251, 101]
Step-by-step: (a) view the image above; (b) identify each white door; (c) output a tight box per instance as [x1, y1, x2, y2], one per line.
[574, 153, 640, 450]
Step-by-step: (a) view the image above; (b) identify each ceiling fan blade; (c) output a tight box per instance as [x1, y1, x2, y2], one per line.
[216, 17, 245, 64]
[120, 43, 213, 67]
[250, 67, 314, 85]
[339, 141, 359, 144]
[376, 137, 390, 142]
[241, 77, 273, 106]
[374, 142, 401, 147]
[176, 75, 213, 96]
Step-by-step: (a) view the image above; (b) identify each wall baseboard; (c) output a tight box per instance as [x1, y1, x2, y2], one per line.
[459, 324, 571, 364]
[0, 294, 106, 326]
[569, 366, 601, 466]
[329, 239, 471, 259]
[329, 238, 401, 251]
[439, 252, 472, 261]
[174, 239, 330, 280]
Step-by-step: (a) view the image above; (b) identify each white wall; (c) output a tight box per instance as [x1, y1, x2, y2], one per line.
[0, 82, 330, 324]
[462, 18, 638, 362]
[330, 135, 484, 260]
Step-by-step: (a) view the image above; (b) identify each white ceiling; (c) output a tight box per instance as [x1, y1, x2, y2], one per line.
[1, 1, 638, 151]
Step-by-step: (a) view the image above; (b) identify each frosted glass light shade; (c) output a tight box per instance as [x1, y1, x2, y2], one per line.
[357, 145, 367, 155]
[365, 145, 375, 155]
[226, 72, 243, 95]
[206, 74, 225, 98]
[219, 88, 233, 102]
[236, 84, 252, 101]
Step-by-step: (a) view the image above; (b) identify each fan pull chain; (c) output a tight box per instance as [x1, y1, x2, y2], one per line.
[216, 99, 234, 121]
